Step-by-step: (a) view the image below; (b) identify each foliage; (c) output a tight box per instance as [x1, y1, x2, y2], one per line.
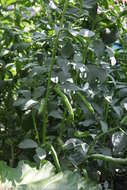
[0, 0, 127, 189]
[0, 160, 99, 190]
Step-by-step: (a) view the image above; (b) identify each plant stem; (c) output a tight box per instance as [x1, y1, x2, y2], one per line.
[42, 0, 69, 144]
[82, 16, 96, 64]
[59, 111, 66, 140]
[82, 40, 90, 64]
[60, 0, 68, 28]
[87, 154, 127, 165]
[42, 31, 60, 145]
[32, 109, 40, 145]
[104, 99, 109, 122]
[10, 143, 14, 167]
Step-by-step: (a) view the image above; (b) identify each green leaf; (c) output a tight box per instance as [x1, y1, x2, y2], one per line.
[87, 65, 107, 83]
[112, 106, 123, 118]
[69, 29, 95, 38]
[118, 88, 127, 98]
[33, 86, 45, 98]
[35, 147, 46, 160]
[82, 0, 96, 9]
[0, 161, 99, 190]
[19, 90, 31, 98]
[74, 130, 90, 138]
[13, 98, 27, 107]
[120, 115, 127, 125]
[112, 132, 127, 156]
[100, 121, 108, 133]
[64, 138, 89, 165]
[13, 99, 38, 111]
[23, 99, 38, 110]
[61, 83, 81, 92]
[79, 29, 95, 37]
[18, 139, 38, 149]
[92, 40, 105, 57]
[1, 0, 16, 6]
[79, 120, 95, 127]
[49, 110, 63, 119]
[61, 41, 74, 59]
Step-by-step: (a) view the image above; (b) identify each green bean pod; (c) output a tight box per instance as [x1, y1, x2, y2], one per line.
[77, 92, 94, 114]
[47, 143, 61, 173]
[54, 85, 74, 121]
[38, 99, 45, 115]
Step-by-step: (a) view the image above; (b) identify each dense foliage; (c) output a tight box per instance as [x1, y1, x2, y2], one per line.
[0, 0, 127, 189]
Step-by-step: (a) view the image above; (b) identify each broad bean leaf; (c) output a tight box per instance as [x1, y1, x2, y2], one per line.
[100, 121, 108, 133]
[87, 65, 107, 83]
[79, 120, 95, 127]
[61, 41, 74, 59]
[0, 161, 98, 190]
[35, 147, 46, 160]
[82, 0, 96, 9]
[64, 138, 89, 165]
[18, 139, 38, 149]
[92, 40, 105, 57]
[1, 0, 16, 6]
[22, 99, 38, 110]
[112, 132, 127, 156]
[69, 29, 95, 38]
[48, 110, 63, 119]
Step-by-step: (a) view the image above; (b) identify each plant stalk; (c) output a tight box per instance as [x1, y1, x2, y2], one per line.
[32, 109, 40, 145]
[42, 0, 69, 144]
[10, 143, 14, 167]
[104, 99, 109, 122]
[87, 154, 127, 165]
[59, 111, 66, 140]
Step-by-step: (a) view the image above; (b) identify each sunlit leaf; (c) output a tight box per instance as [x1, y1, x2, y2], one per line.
[23, 99, 38, 110]
[0, 161, 99, 190]
[112, 132, 127, 156]
[35, 147, 46, 160]
[1, 0, 16, 6]
[18, 139, 38, 149]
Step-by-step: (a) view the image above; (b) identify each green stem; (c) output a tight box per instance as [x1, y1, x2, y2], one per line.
[79, 0, 83, 10]
[48, 144, 61, 173]
[104, 99, 109, 122]
[59, 111, 66, 140]
[82, 15, 96, 64]
[60, 0, 68, 28]
[82, 40, 90, 64]
[42, 0, 69, 144]
[42, 31, 60, 145]
[87, 154, 127, 165]
[32, 109, 40, 145]
[10, 143, 14, 167]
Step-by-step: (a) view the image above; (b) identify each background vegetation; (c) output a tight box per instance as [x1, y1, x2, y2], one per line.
[0, 0, 127, 189]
